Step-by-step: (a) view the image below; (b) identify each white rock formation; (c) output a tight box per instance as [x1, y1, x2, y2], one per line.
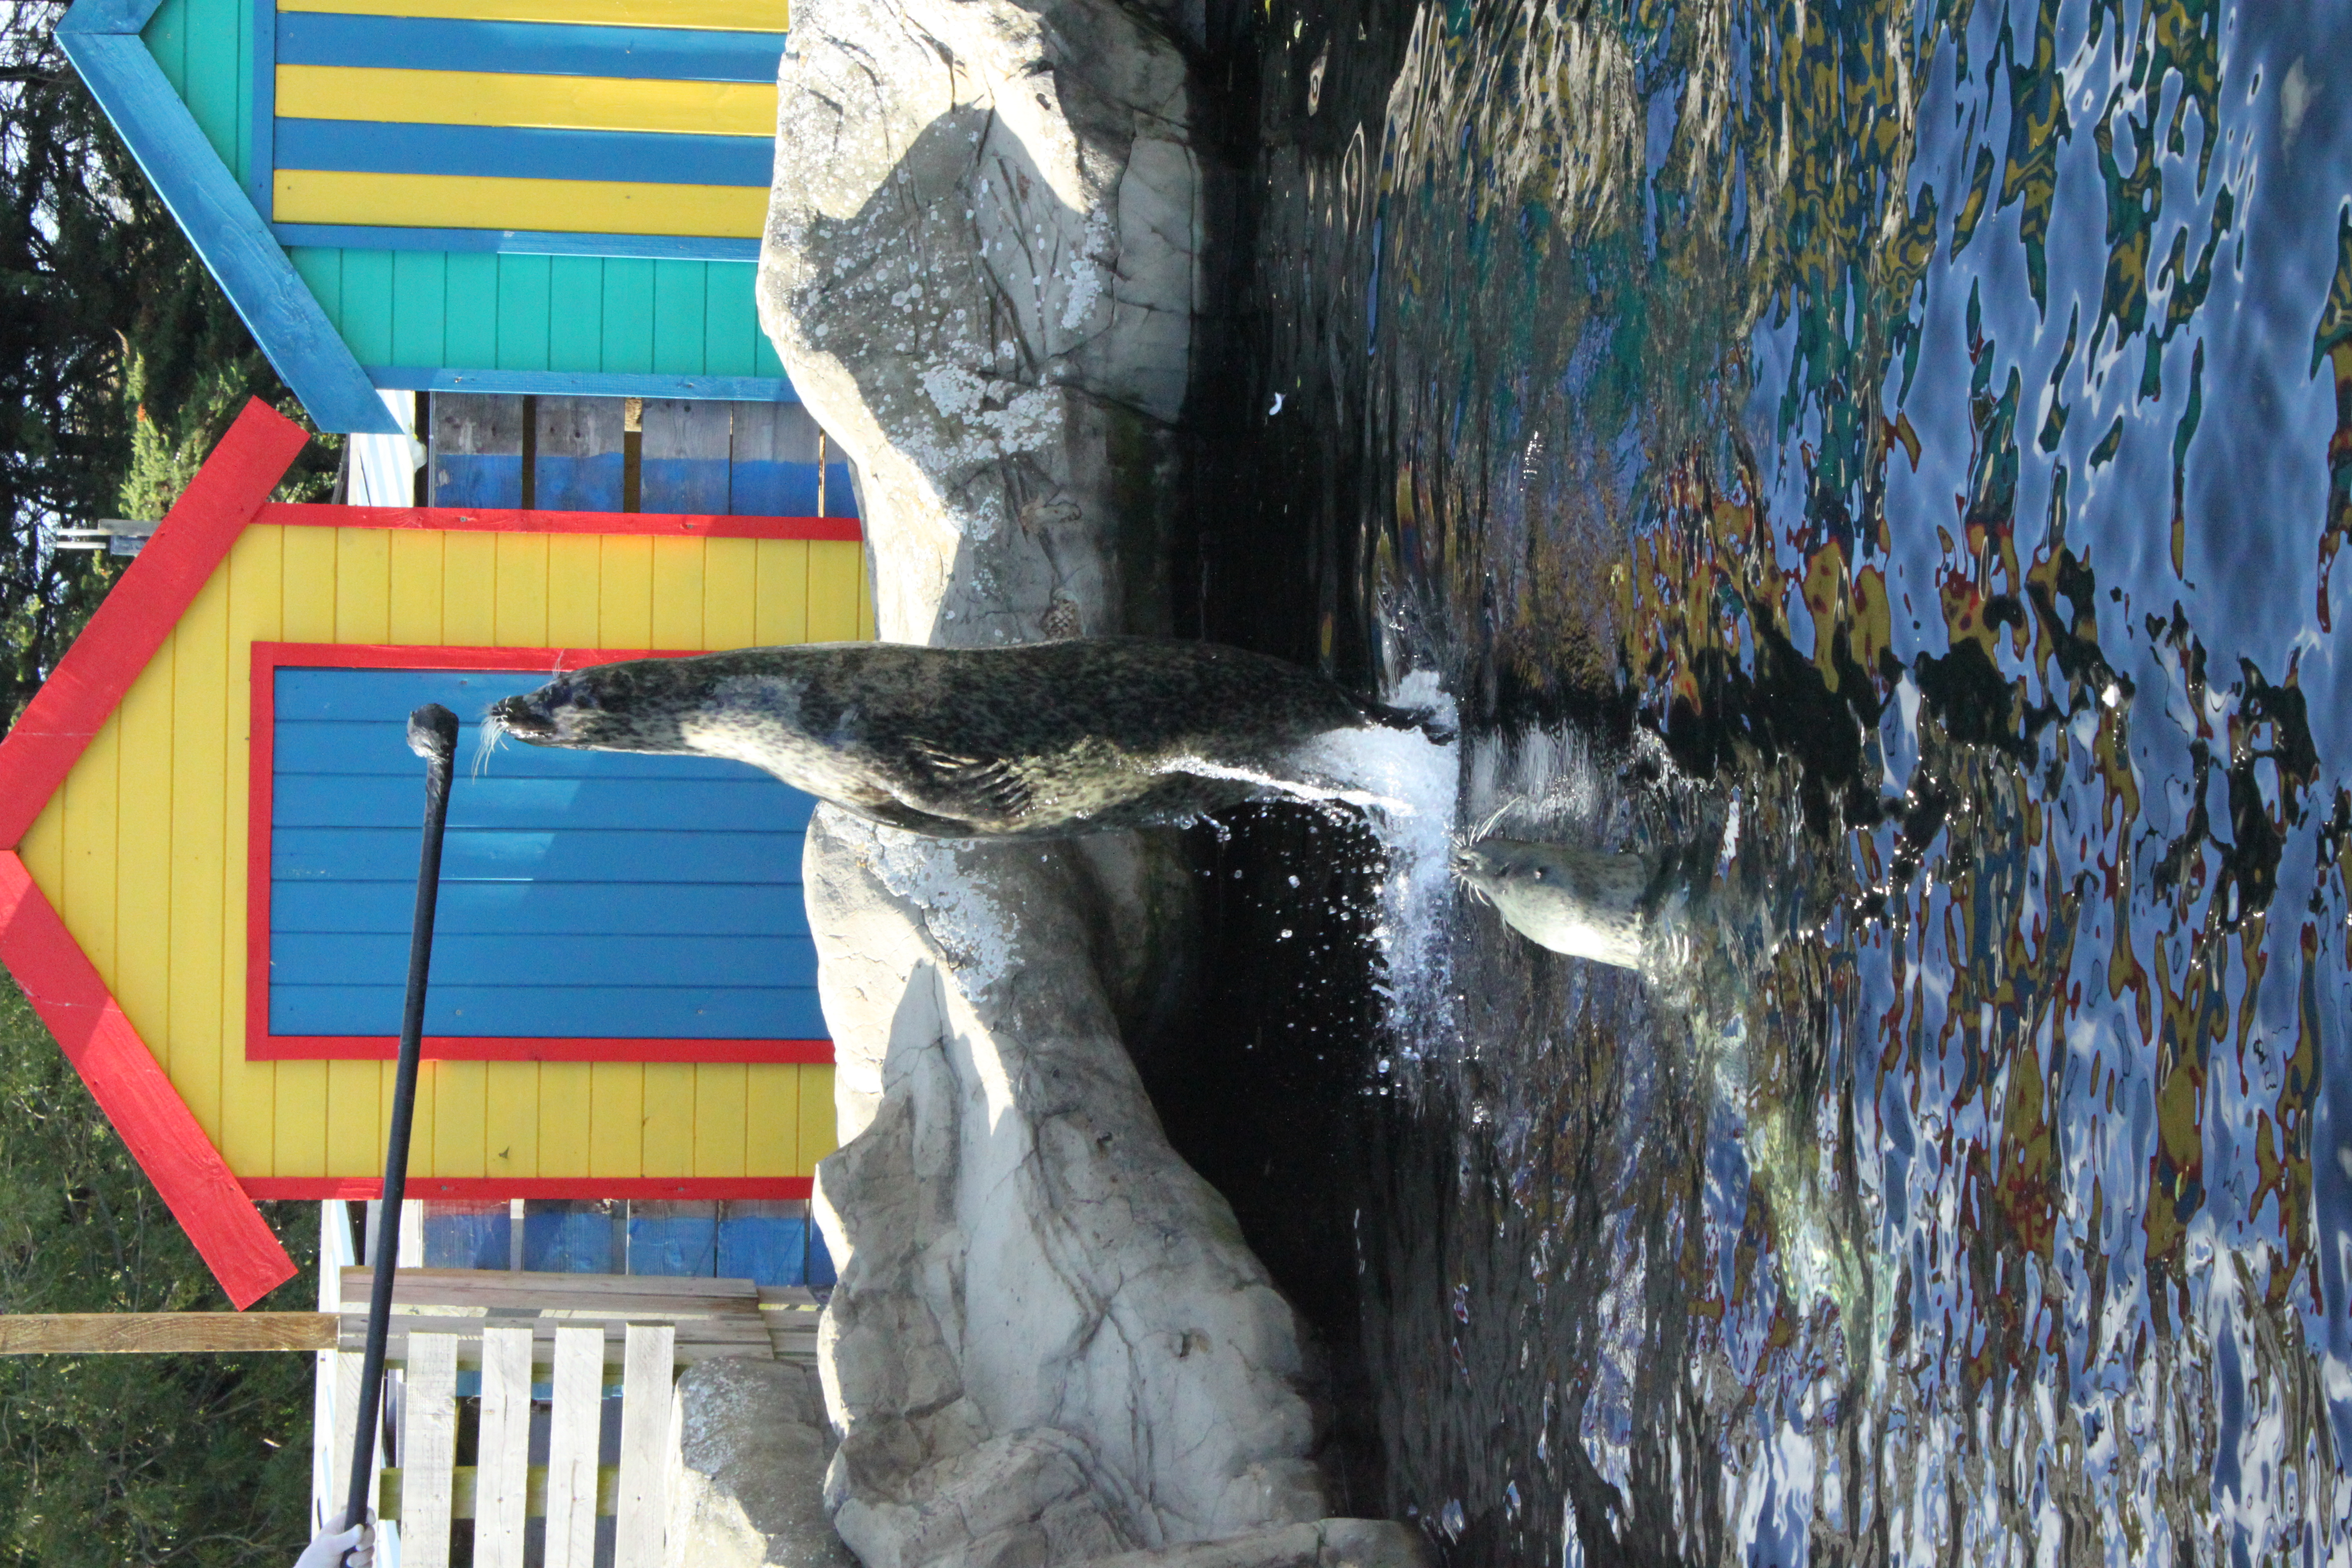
[667, 1359, 855, 1568]
[758, 0, 1428, 1562]
[804, 809, 1343, 1566]
[760, 0, 1199, 647]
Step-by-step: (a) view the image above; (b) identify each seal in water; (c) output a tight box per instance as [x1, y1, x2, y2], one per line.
[486, 638, 1433, 838]
[1451, 836, 1710, 971]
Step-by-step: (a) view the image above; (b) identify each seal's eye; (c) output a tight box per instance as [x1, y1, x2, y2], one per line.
[1532, 866, 1546, 881]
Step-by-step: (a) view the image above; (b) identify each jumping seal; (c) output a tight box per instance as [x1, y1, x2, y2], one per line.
[1451, 836, 1711, 970]
[486, 638, 1433, 839]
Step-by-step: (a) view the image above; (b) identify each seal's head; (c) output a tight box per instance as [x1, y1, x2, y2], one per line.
[489, 659, 708, 754]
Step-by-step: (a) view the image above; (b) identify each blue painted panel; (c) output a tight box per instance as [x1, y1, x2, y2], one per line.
[274, 825, 805, 883]
[54, 31, 398, 433]
[59, 0, 168, 36]
[727, 459, 816, 517]
[429, 451, 523, 507]
[533, 451, 624, 512]
[422, 1203, 510, 1268]
[276, 119, 773, 188]
[641, 457, 730, 514]
[287, 227, 762, 264]
[274, 932, 818, 989]
[726, 461, 861, 519]
[824, 463, 860, 520]
[275, 775, 812, 833]
[523, 1202, 619, 1272]
[273, 881, 811, 937]
[276, 14, 786, 81]
[367, 364, 788, 399]
[276, 730, 773, 782]
[714, 1209, 812, 1286]
[272, 665, 822, 1040]
[271, 981, 825, 1037]
[627, 1204, 717, 1276]
[806, 1225, 835, 1287]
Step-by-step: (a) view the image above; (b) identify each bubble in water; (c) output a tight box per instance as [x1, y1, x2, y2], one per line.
[1439, 1500, 1466, 1540]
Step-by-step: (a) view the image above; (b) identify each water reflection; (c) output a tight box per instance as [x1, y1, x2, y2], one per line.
[1222, 0, 2352, 1559]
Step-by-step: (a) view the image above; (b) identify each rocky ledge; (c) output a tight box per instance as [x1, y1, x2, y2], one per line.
[749, 0, 1426, 1562]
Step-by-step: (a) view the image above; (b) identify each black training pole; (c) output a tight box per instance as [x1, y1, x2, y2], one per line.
[344, 703, 461, 1533]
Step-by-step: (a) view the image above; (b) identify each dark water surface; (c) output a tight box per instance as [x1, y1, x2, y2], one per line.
[1173, 0, 2352, 1562]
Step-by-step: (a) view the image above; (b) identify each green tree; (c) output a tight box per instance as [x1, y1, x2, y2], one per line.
[3, 2, 332, 1559]
[0, 977, 318, 1567]
[1, 0, 338, 727]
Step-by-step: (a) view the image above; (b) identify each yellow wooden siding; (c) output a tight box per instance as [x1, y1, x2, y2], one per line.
[272, 171, 768, 240]
[275, 67, 778, 139]
[17, 526, 867, 1184]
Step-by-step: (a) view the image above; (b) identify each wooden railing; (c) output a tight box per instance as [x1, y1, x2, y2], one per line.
[321, 1269, 821, 1568]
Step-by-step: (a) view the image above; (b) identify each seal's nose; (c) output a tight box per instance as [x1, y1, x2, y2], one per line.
[490, 692, 555, 737]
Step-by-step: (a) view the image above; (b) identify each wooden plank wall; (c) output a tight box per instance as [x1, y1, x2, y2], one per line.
[15, 526, 867, 1186]
[141, 0, 254, 187]
[285, 252, 787, 383]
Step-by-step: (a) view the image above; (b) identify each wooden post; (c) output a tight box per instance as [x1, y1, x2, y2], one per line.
[0, 1313, 338, 1354]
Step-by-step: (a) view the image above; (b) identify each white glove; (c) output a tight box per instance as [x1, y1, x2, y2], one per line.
[293, 1519, 374, 1568]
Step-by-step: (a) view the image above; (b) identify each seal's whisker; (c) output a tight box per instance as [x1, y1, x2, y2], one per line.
[472, 708, 509, 777]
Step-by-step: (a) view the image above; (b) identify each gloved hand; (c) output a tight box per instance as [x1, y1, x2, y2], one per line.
[292, 1518, 374, 1568]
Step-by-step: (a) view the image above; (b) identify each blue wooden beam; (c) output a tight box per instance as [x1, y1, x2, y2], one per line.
[368, 366, 798, 403]
[56, 18, 401, 434]
[273, 222, 762, 263]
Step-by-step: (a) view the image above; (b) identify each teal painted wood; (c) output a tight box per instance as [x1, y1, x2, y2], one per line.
[138, 0, 184, 92]
[651, 262, 707, 375]
[270, 666, 823, 1040]
[752, 329, 784, 380]
[273, 882, 812, 937]
[548, 258, 604, 372]
[391, 249, 447, 367]
[703, 263, 755, 378]
[180, 0, 241, 182]
[289, 245, 340, 320]
[54, 29, 399, 432]
[246, 0, 272, 213]
[337, 247, 394, 362]
[443, 253, 500, 368]
[602, 258, 654, 373]
[494, 255, 552, 371]
[376, 367, 792, 401]
[277, 14, 786, 82]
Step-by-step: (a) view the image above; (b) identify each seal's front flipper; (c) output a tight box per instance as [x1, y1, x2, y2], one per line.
[902, 737, 1036, 824]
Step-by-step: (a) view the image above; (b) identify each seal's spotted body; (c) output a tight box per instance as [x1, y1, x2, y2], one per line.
[489, 638, 1409, 838]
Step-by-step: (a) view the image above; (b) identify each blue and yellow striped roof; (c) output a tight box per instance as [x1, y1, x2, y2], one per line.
[267, 0, 785, 241]
[58, 0, 798, 433]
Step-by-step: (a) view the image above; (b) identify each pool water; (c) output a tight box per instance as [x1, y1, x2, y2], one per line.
[1170, 0, 2352, 1561]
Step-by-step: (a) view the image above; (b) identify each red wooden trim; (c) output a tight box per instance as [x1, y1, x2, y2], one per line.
[0, 853, 298, 1309]
[241, 1177, 815, 1200]
[251, 1036, 837, 1063]
[248, 640, 836, 1066]
[258, 502, 863, 542]
[0, 402, 308, 847]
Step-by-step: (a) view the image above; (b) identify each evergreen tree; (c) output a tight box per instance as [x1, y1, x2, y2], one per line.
[0, 977, 318, 1568]
[3, 3, 332, 1558]
[1, 0, 337, 725]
